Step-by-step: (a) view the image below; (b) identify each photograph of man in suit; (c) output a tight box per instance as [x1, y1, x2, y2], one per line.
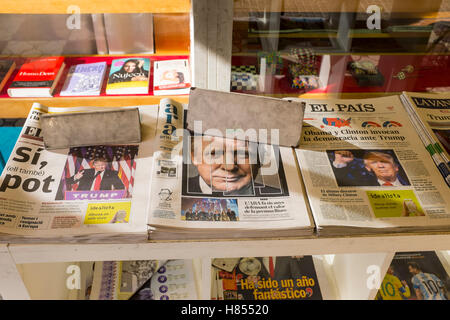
[329, 150, 374, 186]
[363, 151, 409, 186]
[66, 157, 125, 191]
[186, 135, 284, 196]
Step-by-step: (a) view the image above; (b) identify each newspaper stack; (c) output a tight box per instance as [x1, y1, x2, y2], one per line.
[0, 103, 158, 243]
[146, 98, 315, 240]
[400, 92, 450, 186]
[294, 95, 450, 236]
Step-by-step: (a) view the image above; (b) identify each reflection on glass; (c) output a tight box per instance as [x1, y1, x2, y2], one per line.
[231, 0, 450, 98]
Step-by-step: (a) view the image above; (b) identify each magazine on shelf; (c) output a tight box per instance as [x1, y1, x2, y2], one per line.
[60, 61, 107, 96]
[376, 251, 450, 300]
[153, 59, 191, 95]
[90, 260, 164, 300]
[146, 99, 315, 240]
[293, 95, 450, 235]
[106, 58, 150, 95]
[0, 102, 158, 243]
[400, 92, 450, 186]
[208, 255, 335, 300]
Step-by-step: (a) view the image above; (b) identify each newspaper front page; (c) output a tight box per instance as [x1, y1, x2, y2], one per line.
[147, 98, 314, 239]
[401, 92, 450, 185]
[295, 95, 450, 235]
[0, 103, 158, 242]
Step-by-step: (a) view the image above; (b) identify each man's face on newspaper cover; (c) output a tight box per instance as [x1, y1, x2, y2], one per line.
[93, 159, 107, 172]
[364, 154, 398, 182]
[191, 136, 258, 192]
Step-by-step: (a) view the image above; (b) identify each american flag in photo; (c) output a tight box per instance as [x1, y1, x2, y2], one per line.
[111, 145, 139, 197]
[63, 147, 93, 192]
[63, 145, 139, 194]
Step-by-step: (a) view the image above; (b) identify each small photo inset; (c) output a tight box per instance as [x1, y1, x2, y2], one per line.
[181, 197, 238, 222]
[55, 145, 139, 200]
[326, 149, 410, 187]
[156, 159, 177, 178]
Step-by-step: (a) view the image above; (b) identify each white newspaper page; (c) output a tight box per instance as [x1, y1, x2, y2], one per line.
[295, 95, 450, 231]
[0, 103, 158, 241]
[147, 98, 313, 232]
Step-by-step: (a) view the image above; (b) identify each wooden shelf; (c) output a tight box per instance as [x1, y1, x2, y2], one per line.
[246, 30, 431, 39]
[0, 0, 191, 14]
[233, 0, 446, 14]
[7, 232, 450, 263]
[0, 96, 189, 118]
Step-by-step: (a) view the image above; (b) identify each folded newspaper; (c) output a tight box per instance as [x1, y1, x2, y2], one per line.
[294, 95, 450, 235]
[0, 103, 158, 243]
[400, 92, 450, 186]
[147, 99, 315, 240]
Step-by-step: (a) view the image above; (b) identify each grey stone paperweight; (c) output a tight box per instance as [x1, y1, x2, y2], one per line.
[186, 88, 304, 147]
[41, 108, 141, 149]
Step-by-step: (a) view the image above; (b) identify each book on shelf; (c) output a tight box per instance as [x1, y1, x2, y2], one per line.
[146, 98, 315, 240]
[209, 255, 335, 300]
[0, 60, 16, 92]
[293, 95, 450, 236]
[0, 102, 158, 243]
[7, 57, 65, 97]
[106, 58, 150, 95]
[376, 251, 450, 300]
[59, 61, 107, 96]
[400, 92, 450, 186]
[90, 259, 199, 300]
[153, 59, 191, 95]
